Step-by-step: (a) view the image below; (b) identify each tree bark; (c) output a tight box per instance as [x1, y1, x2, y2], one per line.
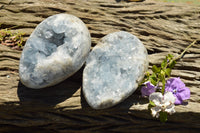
[0, 0, 200, 132]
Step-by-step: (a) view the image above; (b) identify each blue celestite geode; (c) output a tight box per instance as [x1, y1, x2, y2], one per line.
[83, 31, 148, 109]
[19, 14, 91, 89]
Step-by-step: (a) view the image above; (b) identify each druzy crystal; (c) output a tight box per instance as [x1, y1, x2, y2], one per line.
[19, 14, 91, 89]
[83, 31, 148, 109]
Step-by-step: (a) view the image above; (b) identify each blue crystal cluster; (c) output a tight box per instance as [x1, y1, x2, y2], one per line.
[19, 14, 91, 88]
[83, 31, 148, 109]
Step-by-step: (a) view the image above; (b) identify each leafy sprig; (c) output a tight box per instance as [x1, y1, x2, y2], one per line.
[142, 40, 197, 122]
[145, 40, 196, 94]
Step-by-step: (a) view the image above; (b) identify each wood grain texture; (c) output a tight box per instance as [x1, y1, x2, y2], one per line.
[0, 0, 200, 132]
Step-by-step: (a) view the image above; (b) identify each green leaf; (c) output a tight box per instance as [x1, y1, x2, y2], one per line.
[140, 72, 151, 86]
[167, 54, 174, 62]
[150, 77, 157, 86]
[149, 100, 155, 106]
[165, 68, 171, 77]
[167, 54, 174, 59]
[150, 73, 157, 86]
[159, 111, 168, 123]
[152, 65, 160, 73]
[148, 101, 156, 110]
[160, 70, 165, 81]
[169, 60, 176, 68]
[161, 59, 167, 69]
[145, 71, 150, 78]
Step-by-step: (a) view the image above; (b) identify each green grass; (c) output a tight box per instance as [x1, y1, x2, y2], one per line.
[156, 0, 200, 5]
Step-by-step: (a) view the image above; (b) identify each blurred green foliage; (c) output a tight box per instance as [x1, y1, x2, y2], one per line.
[156, 0, 200, 5]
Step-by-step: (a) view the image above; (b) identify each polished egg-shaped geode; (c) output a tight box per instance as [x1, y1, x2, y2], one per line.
[83, 31, 148, 109]
[19, 14, 91, 89]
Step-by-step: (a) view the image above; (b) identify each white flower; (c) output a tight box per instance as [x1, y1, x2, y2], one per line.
[149, 92, 176, 118]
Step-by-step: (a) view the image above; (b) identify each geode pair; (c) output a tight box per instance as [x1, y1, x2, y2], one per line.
[19, 14, 148, 109]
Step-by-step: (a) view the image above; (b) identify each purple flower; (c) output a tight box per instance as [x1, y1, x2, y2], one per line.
[141, 81, 156, 97]
[165, 77, 190, 105]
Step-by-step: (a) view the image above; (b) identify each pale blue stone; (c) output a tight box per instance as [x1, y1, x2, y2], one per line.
[83, 31, 148, 109]
[19, 14, 91, 89]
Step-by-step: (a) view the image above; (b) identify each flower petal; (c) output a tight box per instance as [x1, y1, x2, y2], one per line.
[173, 77, 185, 88]
[165, 77, 186, 93]
[174, 87, 190, 105]
[149, 92, 163, 106]
[165, 77, 190, 105]
[174, 94, 183, 105]
[141, 86, 155, 97]
[151, 106, 161, 118]
[165, 104, 176, 115]
[141, 81, 156, 97]
[146, 82, 155, 89]
[178, 87, 190, 100]
[164, 92, 176, 105]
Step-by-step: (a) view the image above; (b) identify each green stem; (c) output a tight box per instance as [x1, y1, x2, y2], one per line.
[169, 40, 197, 66]
[7, 25, 20, 30]
[161, 40, 197, 94]
[161, 80, 165, 95]
[161, 40, 197, 73]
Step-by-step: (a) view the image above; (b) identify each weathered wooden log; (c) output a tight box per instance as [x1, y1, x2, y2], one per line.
[0, 0, 200, 132]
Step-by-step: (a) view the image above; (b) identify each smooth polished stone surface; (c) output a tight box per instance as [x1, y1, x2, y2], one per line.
[83, 31, 148, 109]
[19, 14, 91, 89]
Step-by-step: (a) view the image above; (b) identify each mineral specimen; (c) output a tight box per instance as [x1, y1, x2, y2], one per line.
[83, 31, 148, 109]
[19, 14, 91, 89]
